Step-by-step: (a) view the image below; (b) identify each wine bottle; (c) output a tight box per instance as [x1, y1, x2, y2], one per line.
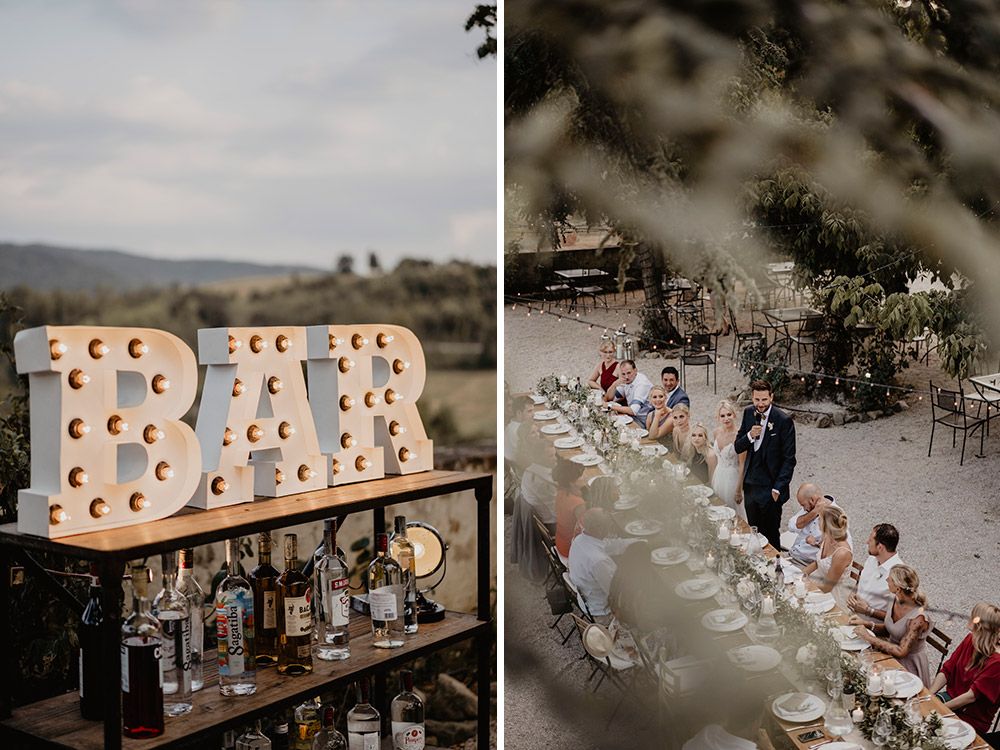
[216, 538, 257, 696]
[277, 534, 313, 675]
[390, 670, 425, 750]
[368, 533, 405, 648]
[153, 550, 193, 716]
[78, 563, 104, 720]
[347, 678, 380, 750]
[121, 563, 164, 739]
[312, 705, 348, 750]
[316, 519, 350, 661]
[250, 532, 281, 667]
[237, 719, 273, 749]
[389, 516, 418, 634]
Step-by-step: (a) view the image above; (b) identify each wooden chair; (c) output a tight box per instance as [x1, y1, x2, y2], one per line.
[849, 560, 863, 583]
[927, 626, 952, 673]
[928, 380, 987, 465]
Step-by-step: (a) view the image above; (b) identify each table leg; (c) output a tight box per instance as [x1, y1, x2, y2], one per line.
[475, 479, 494, 750]
[99, 558, 125, 750]
[0, 549, 11, 720]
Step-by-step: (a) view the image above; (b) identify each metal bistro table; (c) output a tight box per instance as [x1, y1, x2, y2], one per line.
[762, 307, 823, 360]
[554, 268, 610, 311]
[967, 373, 1000, 438]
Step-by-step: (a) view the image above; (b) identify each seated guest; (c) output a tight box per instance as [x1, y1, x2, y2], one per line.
[661, 366, 690, 409]
[929, 602, 1000, 735]
[519, 436, 558, 529]
[847, 524, 903, 622]
[683, 423, 718, 485]
[671, 403, 692, 455]
[587, 338, 620, 400]
[606, 359, 654, 427]
[552, 459, 586, 564]
[848, 564, 934, 686]
[505, 396, 531, 468]
[568, 508, 639, 624]
[682, 694, 775, 750]
[800, 506, 853, 599]
[582, 475, 619, 513]
[646, 386, 673, 441]
[609, 540, 672, 631]
[785, 484, 851, 565]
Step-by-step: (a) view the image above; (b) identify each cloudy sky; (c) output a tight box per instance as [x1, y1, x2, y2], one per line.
[0, 0, 497, 270]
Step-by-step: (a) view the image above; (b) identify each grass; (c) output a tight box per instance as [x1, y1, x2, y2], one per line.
[422, 369, 496, 442]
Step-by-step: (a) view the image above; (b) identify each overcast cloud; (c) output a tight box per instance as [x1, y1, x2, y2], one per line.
[0, 0, 496, 269]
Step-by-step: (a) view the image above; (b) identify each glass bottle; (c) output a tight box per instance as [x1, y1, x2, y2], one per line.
[216, 538, 257, 696]
[237, 720, 273, 750]
[390, 670, 425, 750]
[121, 563, 164, 739]
[177, 547, 205, 691]
[278, 534, 313, 674]
[312, 705, 348, 750]
[316, 518, 351, 660]
[79, 563, 105, 720]
[271, 722, 291, 750]
[294, 696, 322, 750]
[389, 516, 418, 634]
[347, 678, 380, 750]
[250, 532, 281, 667]
[368, 533, 405, 648]
[153, 550, 193, 716]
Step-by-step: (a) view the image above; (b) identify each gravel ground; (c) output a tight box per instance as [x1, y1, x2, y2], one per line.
[502, 299, 1000, 748]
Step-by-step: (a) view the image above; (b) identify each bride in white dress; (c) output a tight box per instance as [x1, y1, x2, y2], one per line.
[711, 400, 746, 521]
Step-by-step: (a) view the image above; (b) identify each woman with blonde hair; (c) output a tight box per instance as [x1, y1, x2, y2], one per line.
[711, 399, 745, 518]
[646, 385, 673, 442]
[671, 403, 692, 455]
[683, 422, 718, 485]
[587, 338, 619, 399]
[848, 564, 934, 686]
[801, 506, 853, 602]
[928, 602, 1000, 733]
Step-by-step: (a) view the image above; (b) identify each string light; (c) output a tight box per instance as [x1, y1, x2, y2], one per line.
[297, 464, 317, 481]
[49, 340, 68, 360]
[68, 419, 91, 439]
[155, 462, 175, 480]
[275, 334, 291, 353]
[355, 456, 371, 471]
[389, 420, 406, 436]
[211, 477, 230, 495]
[130, 492, 151, 512]
[278, 421, 295, 439]
[268, 376, 283, 394]
[249, 335, 268, 353]
[88, 339, 110, 359]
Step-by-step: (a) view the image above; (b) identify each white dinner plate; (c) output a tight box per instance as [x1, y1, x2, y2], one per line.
[663, 461, 691, 475]
[701, 608, 748, 632]
[684, 485, 714, 498]
[651, 547, 690, 566]
[533, 410, 559, 421]
[529, 394, 547, 404]
[553, 436, 584, 449]
[630, 428, 649, 438]
[675, 579, 719, 600]
[728, 645, 782, 672]
[941, 718, 976, 750]
[614, 495, 642, 511]
[804, 593, 836, 614]
[705, 506, 736, 522]
[821, 743, 862, 750]
[613, 415, 633, 427]
[570, 453, 603, 466]
[642, 444, 669, 456]
[770, 692, 826, 723]
[881, 669, 923, 699]
[541, 423, 571, 435]
[625, 519, 662, 536]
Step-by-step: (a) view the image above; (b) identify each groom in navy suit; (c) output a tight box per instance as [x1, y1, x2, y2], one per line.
[734, 379, 796, 552]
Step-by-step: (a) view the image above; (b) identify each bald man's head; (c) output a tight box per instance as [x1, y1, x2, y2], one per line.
[796, 483, 822, 510]
[581, 508, 612, 539]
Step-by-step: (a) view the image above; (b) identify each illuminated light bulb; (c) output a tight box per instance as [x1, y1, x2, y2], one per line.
[376, 332, 394, 348]
[351, 333, 369, 350]
[143, 425, 165, 444]
[89, 498, 111, 518]
[267, 376, 283, 394]
[328, 333, 339, 351]
[297, 464, 317, 481]
[128, 338, 148, 358]
[88, 339, 110, 359]
[68, 467, 89, 488]
[228, 335, 242, 354]
[278, 421, 295, 439]
[49, 339, 68, 360]
[129, 492, 151, 512]
[68, 369, 91, 389]
[340, 395, 355, 411]
[389, 420, 406, 436]
[155, 461, 175, 481]
[249, 334, 267, 353]
[232, 379, 245, 397]
[247, 424, 264, 443]
[332, 459, 342, 475]
[68, 418, 91, 439]
[340, 432, 356, 449]
[275, 469, 285, 485]
[392, 359, 407, 374]
[364, 392, 381, 407]
[338, 356, 355, 373]
[211, 477, 230, 495]
[398, 447, 414, 462]
[223, 428, 237, 446]
[151, 374, 170, 394]
[107, 415, 129, 435]
[49, 505, 69, 525]
[275, 334, 291, 353]
[385, 389, 398, 404]
[355, 456, 371, 471]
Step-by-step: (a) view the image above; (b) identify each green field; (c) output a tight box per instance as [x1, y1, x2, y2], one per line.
[421, 369, 497, 443]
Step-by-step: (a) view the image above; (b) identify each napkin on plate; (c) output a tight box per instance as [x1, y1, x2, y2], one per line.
[777, 693, 813, 715]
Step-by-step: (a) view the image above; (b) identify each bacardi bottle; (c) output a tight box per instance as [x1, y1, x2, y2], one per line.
[79, 563, 105, 720]
[316, 518, 350, 660]
[277, 534, 313, 675]
[347, 678, 380, 750]
[250, 532, 281, 667]
[216, 538, 257, 696]
[237, 720, 273, 749]
[121, 564, 164, 738]
[368, 533, 405, 648]
[153, 550, 193, 716]
[389, 516, 418, 634]
[177, 548, 205, 691]
[390, 670, 425, 750]
[312, 705, 348, 750]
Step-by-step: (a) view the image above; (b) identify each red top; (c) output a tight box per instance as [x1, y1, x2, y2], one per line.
[599, 361, 619, 390]
[554, 489, 585, 558]
[940, 633, 1000, 734]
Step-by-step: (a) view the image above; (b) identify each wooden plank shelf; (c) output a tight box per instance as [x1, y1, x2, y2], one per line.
[2, 611, 488, 750]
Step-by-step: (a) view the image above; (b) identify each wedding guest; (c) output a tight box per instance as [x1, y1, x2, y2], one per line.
[847, 524, 903, 622]
[568, 508, 639, 624]
[785, 484, 851, 566]
[800, 506, 853, 601]
[661, 366, 690, 409]
[683, 423, 718, 485]
[609, 540, 673, 631]
[587, 338, 620, 400]
[671, 403, 692, 455]
[505, 396, 532, 466]
[552, 459, 586, 564]
[646, 386, 673, 441]
[929, 602, 1000, 735]
[682, 694, 775, 750]
[606, 360, 654, 426]
[848, 564, 934, 686]
[519, 436, 558, 529]
[582, 476, 619, 513]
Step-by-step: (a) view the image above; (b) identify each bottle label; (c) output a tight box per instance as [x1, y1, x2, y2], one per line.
[120, 644, 129, 693]
[161, 623, 176, 671]
[370, 588, 399, 621]
[263, 591, 276, 630]
[349, 733, 381, 750]
[285, 593, 312, 636]
[217, 596, 254, 676]
[392, 722, 425, 750]
[332, 577, 350, 626]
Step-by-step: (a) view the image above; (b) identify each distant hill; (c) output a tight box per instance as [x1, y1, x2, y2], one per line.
[0, 243, 324, 291]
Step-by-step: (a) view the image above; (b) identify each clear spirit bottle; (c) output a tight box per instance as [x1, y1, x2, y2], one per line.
[79, 563, 105, 720]
[153, 550, 193, 716]
[216, 538, 257, 696]
[250, 532, 281, 667]
[294, 696, 321, 750]
[389, 516, 418, 634]
[390, 670, 425, 750]
[277, 534, 313, 675]
[316, 518, 350, 660]
[312, 705, 348, 750]
[368, 533, 405, 648]
[347, 679, 380, 750]
[121, 563, 165, 738]
[237, 720, 273, 749]
[177, 548, 205, 691]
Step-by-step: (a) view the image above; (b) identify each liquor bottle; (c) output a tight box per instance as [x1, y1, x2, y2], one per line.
[347, 679, 380, 750]
[312, 705, 348, 750]
[389, 516, 418, 634]
[121, 563, 165, 739]
[277, 534, 313, 675]
[293, 696, 321, 750]
[216, 538, 257, 696]
[223, 729, 238, 750]
[177, 548, 205, 691]
[237, 720, 273, 749]
[153, 550, 193, 716]
[368, 533, 405, 648]
[250, 532, 281, 667]
[316, 519, 350, 661]
[773, 556, 785, 590]
[79, 563, 105, 720]
[390, 670, 425, 750]
[271, 722, 291, 750]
